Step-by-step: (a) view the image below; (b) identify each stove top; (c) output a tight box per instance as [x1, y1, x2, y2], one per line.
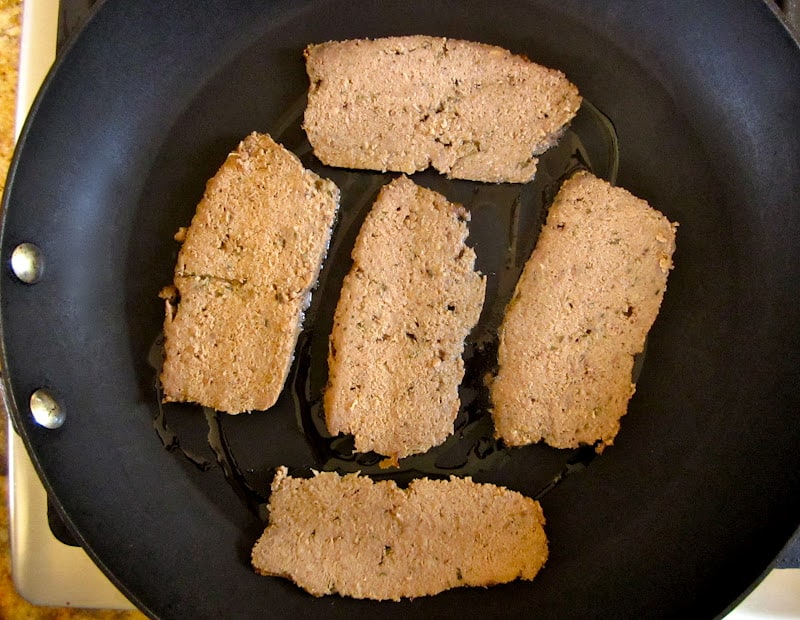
[7, 0, 800, 616]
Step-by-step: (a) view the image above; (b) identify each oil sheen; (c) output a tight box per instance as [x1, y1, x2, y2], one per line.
[151, 98, 620, 512]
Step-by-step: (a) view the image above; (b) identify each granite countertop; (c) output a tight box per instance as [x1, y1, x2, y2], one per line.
[0, 2, 144, 617]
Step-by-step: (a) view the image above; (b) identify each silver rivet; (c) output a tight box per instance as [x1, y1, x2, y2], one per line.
[30, 389, 65, 429]
[10, 242, 44, 284]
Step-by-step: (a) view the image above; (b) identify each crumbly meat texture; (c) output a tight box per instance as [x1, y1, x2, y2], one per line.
[491, 171, 677, 448]
[161, 132, 340, 414]
[304, 36, 581, 183]
[324, 176, 486, 461]
[251, 467, 548, 600]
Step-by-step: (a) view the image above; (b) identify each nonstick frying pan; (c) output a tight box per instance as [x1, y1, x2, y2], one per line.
[2, 1, 799, 618]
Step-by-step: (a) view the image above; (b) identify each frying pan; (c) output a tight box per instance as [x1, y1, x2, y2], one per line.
[2, 1, 799, 618]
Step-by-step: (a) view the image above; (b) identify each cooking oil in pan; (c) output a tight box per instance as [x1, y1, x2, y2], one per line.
[149, 99, 621, 513]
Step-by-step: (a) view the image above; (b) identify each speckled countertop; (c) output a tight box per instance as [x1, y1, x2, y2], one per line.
[0, 2, 144, 617]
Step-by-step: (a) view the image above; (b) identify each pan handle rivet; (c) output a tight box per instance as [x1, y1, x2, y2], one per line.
[30, 389, 65, 429]
[10, 242, 44, 284]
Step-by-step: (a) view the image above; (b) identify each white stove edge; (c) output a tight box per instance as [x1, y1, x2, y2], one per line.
[8, 425, 135, 608]
[8, 0, 800, 615]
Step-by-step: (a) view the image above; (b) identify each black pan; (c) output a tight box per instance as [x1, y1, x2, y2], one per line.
[2, 1, 799, 618]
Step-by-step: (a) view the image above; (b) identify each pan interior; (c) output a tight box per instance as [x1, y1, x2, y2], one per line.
[149, 99, 619, 510]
